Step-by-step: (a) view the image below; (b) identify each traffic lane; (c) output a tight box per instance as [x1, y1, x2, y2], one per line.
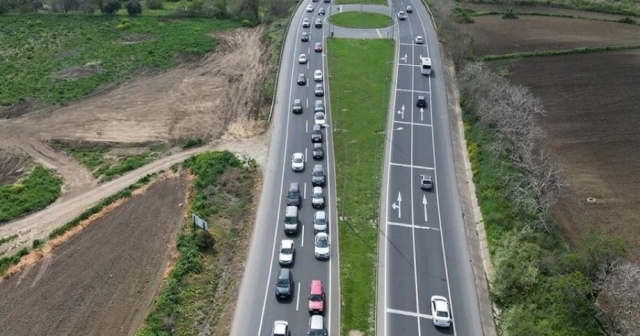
[389, 126, 412, 166]
[386, 225, 418, 312]
[421, 317, 455, 336]
[393, 90, 413, 123]
[414, 228, 449, 316]
[412, 124, 435, 169]
[411, 93, 432, 126]
[387, 165, 412, 224]
[395, 65, 415, 91]
[397, 19, 414, 44]
[398, 43, 414, 66]
[388, 312, 420, 336]
[412, 46, 431, 92]
[411, 167, 438, 228]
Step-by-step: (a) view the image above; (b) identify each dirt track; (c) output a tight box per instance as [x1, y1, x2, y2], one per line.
[0, 175, 188, 336]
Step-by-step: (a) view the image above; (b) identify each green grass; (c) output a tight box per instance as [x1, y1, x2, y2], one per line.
[329, 12, 393, 28]
[327, 38, 394, 336]
[0, 234, 18, 248]
[138, 151, 257, 336]
[53, 143, 169, 183]
[479, 44, 640, 61]
[0, 15, 239, 108]
[337, 0, 388, 6]
[0, 165, 62, 223]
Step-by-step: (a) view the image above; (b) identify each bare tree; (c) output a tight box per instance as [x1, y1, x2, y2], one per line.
[270, 0, 286, 18]
[599, 262, 640, 336]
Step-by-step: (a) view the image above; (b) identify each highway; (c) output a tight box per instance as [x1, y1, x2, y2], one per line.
[378, 1, 484, 336]
[230, 0, 340, 335]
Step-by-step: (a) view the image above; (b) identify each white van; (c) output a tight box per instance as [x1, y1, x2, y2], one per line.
[284, 206, 299, 235]
[419, 56, 432, 76]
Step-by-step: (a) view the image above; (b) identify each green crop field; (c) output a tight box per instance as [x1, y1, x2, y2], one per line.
[327, 38, 394, 336]
[0, 15, 238, 108]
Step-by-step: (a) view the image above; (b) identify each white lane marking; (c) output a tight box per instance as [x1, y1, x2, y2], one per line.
[387, 308, 433, 319]
[390, 162, 434, 170]
[304, 182, 307, 199]
[394, 120, 432, 127]
[410, 1, 457, 334]
[388, 221, 440, 231]
[308, 47, 311, 54]
[399, 42, 425, 46]
[422, 195, 428, 222]
[399, 64, 420, 67]
[420, 107, 424, 121]
[396, 88, 429, 94]
[376, 29, 382, 38]
[256, 2, 304, 333]
[308, 63, 310, 70]
[391, 191, 402, 219]
[301, 225, 305, 247]
[306, 119, 309, 133]
[307, 97, 309, 108]
[305, 147, 308, 162]
[296, 282, 301, 311]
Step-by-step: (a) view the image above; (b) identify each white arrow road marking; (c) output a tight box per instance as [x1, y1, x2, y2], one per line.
[397, 106, 404, 119]
[391, 191, 403, 218]
[420, 107, 424, 121]
[422, 194, 428, 222]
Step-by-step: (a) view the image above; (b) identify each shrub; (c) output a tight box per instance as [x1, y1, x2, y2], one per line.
[453, 7, 476, 23]
[618, 16, 636, 24]
[101, 0, 121, 14]
[145, 0, 163, 9]
[125, 0, 142, 16]
[0, 0, 9, 14]
[32, 239, 43, 249]
[181, 137, 206, 149]
[195, 230, 215, 251]
[502, 8, 518, 19]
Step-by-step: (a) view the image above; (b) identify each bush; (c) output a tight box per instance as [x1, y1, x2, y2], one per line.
[181, 137, 206, 149]
[145, 0, 163, 9]
[502, 8, 518, 19]
[618, 16, 636, 24]
[125, 0, 142, 16]
[101, 0, 121, 14]
[32, 239, 43, 249]
[0, 0, 9, 14]
[195, 230, 215, 251]
[453, 7, 476, 23]
[0, 165, 62, 223]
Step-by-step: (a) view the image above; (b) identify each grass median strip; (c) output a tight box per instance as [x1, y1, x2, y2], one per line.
[330, 12, 393, 29]
[327, 38, 394, 335]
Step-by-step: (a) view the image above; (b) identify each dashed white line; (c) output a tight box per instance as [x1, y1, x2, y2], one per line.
[387, 221, 440, 231]
[387, 308, 433, 319]
[390, 162, 434, 170]
[306, 119, 309, 133]
[296, 282, 301, 311]
[305, 147, 308, 162]
[393, 120, 432, 127]
[301, 225, 305, 247]
[396, 89, 429, 94]
[304, 182, 307, 199]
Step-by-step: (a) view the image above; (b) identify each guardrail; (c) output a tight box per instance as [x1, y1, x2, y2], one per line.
[268, 0, 306, 123]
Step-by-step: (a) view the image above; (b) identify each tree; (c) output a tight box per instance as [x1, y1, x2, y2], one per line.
[125, 0, 141, 15]
[270, 0, 286, 18]
[599, 262, 640, 335]
[51, 0, 78, 13]
[101, 0, 120, 14]
[0, 0, 9, 14]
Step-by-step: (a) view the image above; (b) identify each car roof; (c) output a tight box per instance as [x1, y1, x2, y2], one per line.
[313, 124, 321, 130]
[281, 239, 294, 248]
[293, 152, 303, 157]
[432, 296, 449, 311]
[310, 314, 324, 328]
[314, 164, 323, 169]
[315, 69, 322, 73]
[313, 186, 322, 192]
[316, 232, 328, 238]
[310, 279, 323, 290]
[294, 98, 301, 102]
[315, 210, 326, 218]
[316, 83, 323, 87]
[421, 174, 432, 180]
[302, 32, 308, 35]
[274, 320, 288, 333]
[314, 143, 322, 148]
[418, 95, 426, 99]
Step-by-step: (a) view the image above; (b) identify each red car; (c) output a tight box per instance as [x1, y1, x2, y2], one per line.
[314, 43, 323, 52]
[308, 280, 325, 314]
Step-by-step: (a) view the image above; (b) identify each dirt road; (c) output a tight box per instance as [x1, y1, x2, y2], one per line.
[0, 134, 268, 258]
[0, 175, 188, 336]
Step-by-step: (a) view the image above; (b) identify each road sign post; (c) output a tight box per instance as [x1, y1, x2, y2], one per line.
[192, 214, 208, 230]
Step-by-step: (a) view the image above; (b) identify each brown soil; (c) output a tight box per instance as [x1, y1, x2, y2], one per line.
[0, 99, 40, 119]
[461, 3, 632, 21]
[467, 16, 640, 55]
[54, 63, 105, 80]
[0, 150, 31, 186]
[502, 49, 640, 260]
[0, 175, 188, 336]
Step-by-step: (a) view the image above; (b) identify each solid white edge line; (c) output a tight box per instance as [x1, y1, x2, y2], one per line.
[409, 1, 457, 335]
[296, 282, 301, 311]
[256, 1, 305, 333]
[301, 225, 305, 247]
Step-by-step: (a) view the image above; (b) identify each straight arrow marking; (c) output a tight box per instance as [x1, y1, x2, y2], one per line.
[422, 195, 428, 222]
[420, 107, 424, 121]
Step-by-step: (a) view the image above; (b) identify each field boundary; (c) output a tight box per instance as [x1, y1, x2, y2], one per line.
[479, 44, 640, 61]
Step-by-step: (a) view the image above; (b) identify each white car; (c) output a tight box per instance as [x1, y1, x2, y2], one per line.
[314, 232, 330, 259]
[313, 69, 323, 82]
[415, 35, 424, 44]
[302, 18, 311, 27]
[431, 295, 451, 327]
[291, 152, 305, 172]
[273, 320, 289, 336]
[299, 53, 307, 64]
[279, 239, 295, 265]
[306, 4, 314, 12]
[314, 112, 326, 127]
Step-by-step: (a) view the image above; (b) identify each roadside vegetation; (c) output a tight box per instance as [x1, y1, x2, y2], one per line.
[462, 0, 640, 17]
[478, 44, 640, 61]
[0, 165, 62, 223]
[329, 12, 393, 28]
[138, 151, 259, 336]
[429, 0, 640, 333]
[52, 142, 169, 183]
[327, 38, 394, 336]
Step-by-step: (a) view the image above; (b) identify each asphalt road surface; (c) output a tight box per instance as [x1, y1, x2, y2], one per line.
[230, 0, 340, 335]
[377, 1, 485, 336]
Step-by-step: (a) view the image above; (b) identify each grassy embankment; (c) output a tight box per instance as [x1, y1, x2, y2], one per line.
[327, 38, 394, 335]
[138, 151, 259, 336]
[460, 0, 640, 17]
[330, 12, 393, 28]
[0, 165, 62, 223]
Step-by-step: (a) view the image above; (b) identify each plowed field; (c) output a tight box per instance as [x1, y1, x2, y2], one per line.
[468, 16, 640, 55]
[0, 175, 188, 336]
[501, 49, 640, 259]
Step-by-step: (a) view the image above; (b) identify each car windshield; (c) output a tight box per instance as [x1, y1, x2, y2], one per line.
[293, 157, 302, 163]
[316, 237, 328, 247]
[316, 217, 325, 224]
[313, 170, 322, 176]
[309, 330, 324, 336]
[437, 310, 449, 318]
[288, 191, 296, 197]
[277, 279, 289, 287]
[315, 114, 324, 120]
[310, 293, 322, 301]
[281, 247, 292, 254]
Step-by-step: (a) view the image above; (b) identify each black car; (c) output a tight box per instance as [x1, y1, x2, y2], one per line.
[311, 124, 323, 143]
[318, 7, 325, 15]
[301, 32, 309, 42]
[315, 84, 324, 97]
[275, 269, 293, 300]
[420, 174, 433, 190]
[292, 98, 303, 114]
[416, 95, 427, 108]
[315, 18, 323, 28]
[298, 73, 307, 85]
[313, 143, 324, 160]
[312, 164, 326, 186]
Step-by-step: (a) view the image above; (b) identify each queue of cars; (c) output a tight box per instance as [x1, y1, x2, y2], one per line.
[272, 3, 330, 335]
